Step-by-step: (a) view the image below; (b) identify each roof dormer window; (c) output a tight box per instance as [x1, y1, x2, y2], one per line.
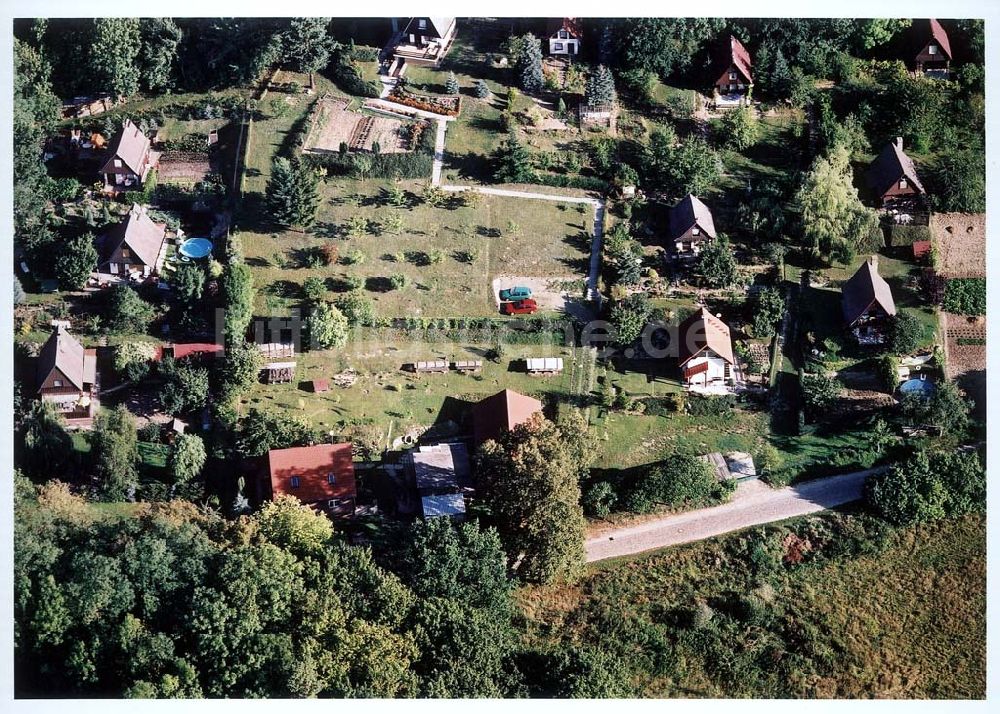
[114, 159, 122, 168]
[53, 379, 63, 387]
[418, 19, 426, 29]
[692, 227, 701, 236]
[729, 71, 737, 80]
[327, 472, 336, 484]
[558, 30, 568, 39]
[899, 178, 908, 189]
[928, 44, 938, 55]
[290, 476, 300, 488]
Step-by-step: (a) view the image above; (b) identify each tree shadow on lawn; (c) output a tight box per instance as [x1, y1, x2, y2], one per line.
[311, 221, 341, 239]
[445, 151, 492, 183]
[365, 277, 395, 293]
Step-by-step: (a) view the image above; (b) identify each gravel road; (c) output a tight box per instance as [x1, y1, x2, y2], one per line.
[586, 468, 883, 562]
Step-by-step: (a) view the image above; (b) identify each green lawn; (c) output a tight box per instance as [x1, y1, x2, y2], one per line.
[239, 341, 586, 443]
[156, 116, 229, 142]
[517, 512, 985, 698]
[241, 179, 593, 318]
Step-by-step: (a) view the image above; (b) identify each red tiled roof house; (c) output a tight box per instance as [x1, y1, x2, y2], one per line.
[668, 194, 717, 255]
[714, 35, 753, 96]
[256, 443, 357, 518]
[677, 308, 738, 392]
[36, 326, 98, 420]
[914, 19, 952, 74]
[99, 119, 156, 190]
[841, 256, 897, 344]
[547, 18, 582, 56]
[98, 204, 168, 279]
[472, 389, 543, 446]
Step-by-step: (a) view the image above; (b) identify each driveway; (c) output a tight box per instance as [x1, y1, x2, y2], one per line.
[586, 468, 883, 563]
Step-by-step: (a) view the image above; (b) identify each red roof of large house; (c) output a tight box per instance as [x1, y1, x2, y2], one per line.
[727, 35, 753, 83]
[677, 308, 735, 367]
[926, 19, 952, 59]
[472, 389, 543, 445]
[155, 342, 225, 361]
[265, 443, 356, 506]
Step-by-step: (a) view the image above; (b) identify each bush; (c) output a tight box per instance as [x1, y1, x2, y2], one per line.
[329, 55, 380, 98]
[686, 395, 736, 417]
[582, 481, 618, 518]
[621, 454, 719, 513]
[886, 224, 931, 248]
[866, 449, 985, 525]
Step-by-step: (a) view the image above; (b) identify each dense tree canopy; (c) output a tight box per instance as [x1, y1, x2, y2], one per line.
[795, 143, 881, 264]
[475, 412, 592, 584]
[866, 449, 985, 525]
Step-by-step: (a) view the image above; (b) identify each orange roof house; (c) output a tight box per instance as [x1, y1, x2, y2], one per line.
[256, 443, 357, 518]
[472, 389, 543, 446]
[676, 308, 737, 389]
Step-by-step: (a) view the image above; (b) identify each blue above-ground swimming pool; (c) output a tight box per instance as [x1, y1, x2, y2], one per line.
[178, 237, 214, 259]
[899, 378, 936, 397]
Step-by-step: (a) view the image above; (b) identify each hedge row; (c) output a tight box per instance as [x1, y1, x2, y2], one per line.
[532, 173, 610, 192]
[329, 56, 381, 98]
[886, 224, 932, 247]
[303, 151, 434, 180]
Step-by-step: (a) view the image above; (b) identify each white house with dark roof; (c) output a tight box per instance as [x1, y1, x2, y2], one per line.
[547, 18, 582, 56]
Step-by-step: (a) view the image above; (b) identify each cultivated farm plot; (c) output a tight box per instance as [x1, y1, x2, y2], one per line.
[158, 151, 212, 183]
[930, 212, 986, 278]
[243, 180, 594, 318]
[302, 98, 420, 154]
[943, 311, 986, 416]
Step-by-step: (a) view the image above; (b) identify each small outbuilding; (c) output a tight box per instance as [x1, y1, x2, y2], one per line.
[526, 357, 564, 375]
[472, 389, 543, 446]
[547, 18, 582, 56]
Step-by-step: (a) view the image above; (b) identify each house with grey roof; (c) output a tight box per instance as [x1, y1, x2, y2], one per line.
[668, 194, 717, 255]
[866, 137, 926, 208]
[98, 204, 168, 280]
[99, 119, 156, 190]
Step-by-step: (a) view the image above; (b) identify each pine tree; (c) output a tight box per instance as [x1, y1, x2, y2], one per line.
[517, 33, 543, 93]
[492, 133, 537, 184]
[445, 71, 459, 95]
[266, 157, 318, 229]
[585, 64, 617, 106]
[474, 79, 490, 99]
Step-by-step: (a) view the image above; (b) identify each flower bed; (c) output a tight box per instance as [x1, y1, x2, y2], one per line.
[387, 88, 461, 117]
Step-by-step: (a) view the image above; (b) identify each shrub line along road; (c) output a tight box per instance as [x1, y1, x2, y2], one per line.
[431, 119, 606, 307]
[585, 467, 885, 563]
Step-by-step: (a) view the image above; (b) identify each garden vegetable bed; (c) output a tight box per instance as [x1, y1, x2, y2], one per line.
[387, 88, 461, 117]
[303, 98, 424, 154]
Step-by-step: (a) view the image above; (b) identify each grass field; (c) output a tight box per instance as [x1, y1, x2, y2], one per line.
[241, 180, 593, 318]
[517, 512, 986, 698]
[239, 341, 586, 443]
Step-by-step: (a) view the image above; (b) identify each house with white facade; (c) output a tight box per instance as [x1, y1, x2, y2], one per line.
[677, 308, 740, 393]
[547, 18, 582, 56]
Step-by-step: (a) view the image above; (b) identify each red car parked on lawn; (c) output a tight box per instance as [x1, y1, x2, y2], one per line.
[500, 298, 538, 315]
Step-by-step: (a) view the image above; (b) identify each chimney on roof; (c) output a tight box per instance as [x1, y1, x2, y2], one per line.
[869, 255, 878, 267]
[895, 136, 903, 149]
